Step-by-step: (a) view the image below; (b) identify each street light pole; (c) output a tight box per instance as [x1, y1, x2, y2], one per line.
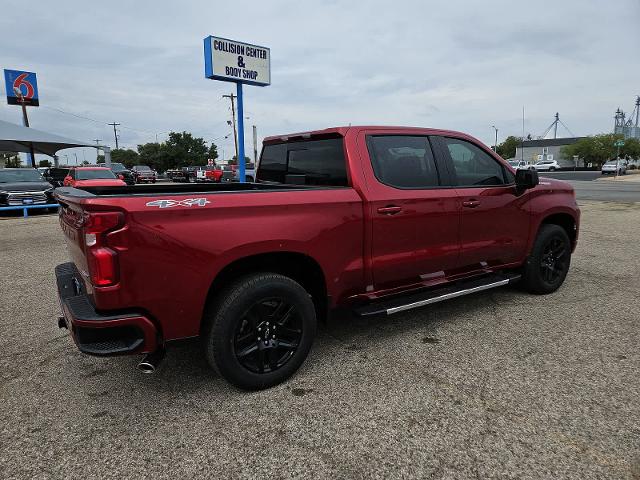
[491, 125, 498, 153]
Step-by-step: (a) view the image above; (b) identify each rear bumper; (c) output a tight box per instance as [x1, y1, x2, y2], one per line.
[55, 262, 159, 356]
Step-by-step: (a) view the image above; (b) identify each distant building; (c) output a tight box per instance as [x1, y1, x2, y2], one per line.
[514, 137, 585, 168]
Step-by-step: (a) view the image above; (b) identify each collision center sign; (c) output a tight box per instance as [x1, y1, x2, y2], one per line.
[204, 36, 270, 86]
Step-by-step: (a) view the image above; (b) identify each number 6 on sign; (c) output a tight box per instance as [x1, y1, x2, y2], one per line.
[3, 69, 39, 107]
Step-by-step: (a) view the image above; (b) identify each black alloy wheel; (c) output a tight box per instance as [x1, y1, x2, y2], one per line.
[233, 298, 303, 374]
[521, 224, 572, 294]
[539, 237, 568, 284]
[203, 273, 316, 390]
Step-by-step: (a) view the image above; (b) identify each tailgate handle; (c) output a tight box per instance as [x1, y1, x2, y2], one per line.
[377, 205, 403, 215]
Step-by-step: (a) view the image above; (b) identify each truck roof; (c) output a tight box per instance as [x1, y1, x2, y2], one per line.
[262, 126, 469, 144]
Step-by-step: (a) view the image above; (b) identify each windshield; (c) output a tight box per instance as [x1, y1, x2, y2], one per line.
[110, 163, 126, 172]
[76, 169, 117, 180]
[134, 165, 152, 171]
[604, 160, 618, 165]
[0, 169, 45, 183]
[508, 161, 518, 166]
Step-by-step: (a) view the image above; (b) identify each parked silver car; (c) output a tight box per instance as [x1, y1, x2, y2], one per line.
[601, 160, 626, 175]
[533, 160, 560, 171]
[508, 160, 529, 169]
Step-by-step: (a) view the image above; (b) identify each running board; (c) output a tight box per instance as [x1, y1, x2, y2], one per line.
[354, 273, 521, 317]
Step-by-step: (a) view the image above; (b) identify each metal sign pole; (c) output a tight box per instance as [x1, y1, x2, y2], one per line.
[17, 93, 36, 168]
[203, 36, 270, 183]
[236, 82, 246, 182]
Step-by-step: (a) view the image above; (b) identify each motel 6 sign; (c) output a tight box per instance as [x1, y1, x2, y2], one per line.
[4, 69, 39, 106]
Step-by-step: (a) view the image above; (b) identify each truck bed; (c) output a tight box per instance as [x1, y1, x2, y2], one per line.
[54, 182, 323, 198]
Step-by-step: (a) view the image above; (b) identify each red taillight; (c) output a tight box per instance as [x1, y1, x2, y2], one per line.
[85, 212, 122, 234]
[84, 212, 123, 287]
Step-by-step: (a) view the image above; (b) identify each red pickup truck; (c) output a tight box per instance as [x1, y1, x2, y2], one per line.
[54, 126, 579, 390]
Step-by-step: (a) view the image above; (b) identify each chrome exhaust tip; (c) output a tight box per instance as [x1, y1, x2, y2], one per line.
[137, 349, 165, 374]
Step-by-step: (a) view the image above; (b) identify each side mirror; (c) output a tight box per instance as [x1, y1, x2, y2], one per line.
[516, 167, 539, 190]
[64, 176, 72, 184]
[118, 174, 124, 180]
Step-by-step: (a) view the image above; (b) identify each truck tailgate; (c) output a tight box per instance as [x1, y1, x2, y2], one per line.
[58, 199, 93, 292]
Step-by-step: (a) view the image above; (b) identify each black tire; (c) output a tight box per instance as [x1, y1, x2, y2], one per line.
[203, 273, 316, 390]
[521, 224, 571, 294]
[549, 167, 556, 172]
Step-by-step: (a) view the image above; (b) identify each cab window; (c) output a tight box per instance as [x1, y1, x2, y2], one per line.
[257, 138, 347, 186]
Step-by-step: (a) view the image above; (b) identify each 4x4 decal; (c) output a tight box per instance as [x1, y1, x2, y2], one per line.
[145, 198, 210, 209]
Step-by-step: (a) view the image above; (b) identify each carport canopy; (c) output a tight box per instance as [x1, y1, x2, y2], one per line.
[0, 119, 93, 156]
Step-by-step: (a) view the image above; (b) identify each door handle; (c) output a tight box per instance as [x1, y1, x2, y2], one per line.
[377, 205, 403, 215]
[462, 200, 480, 208]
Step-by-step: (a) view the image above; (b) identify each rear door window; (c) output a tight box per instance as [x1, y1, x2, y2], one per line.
[366, 135, 440, 189]
[257, 138, 347, 186]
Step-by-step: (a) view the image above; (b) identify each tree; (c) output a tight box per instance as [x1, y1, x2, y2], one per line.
[110, 148, 139, 168]
[2, 152, 22, 168]
[38, 159, 52, 167]
[496, 136, 522, 160]
[207, 143, 219, 162]
[561, 134, 640, 167]
[137, 132, 212, 172]
[1, 151, 20, 167]
[164, 131, 208, 167]
[137, 142, 168, 172]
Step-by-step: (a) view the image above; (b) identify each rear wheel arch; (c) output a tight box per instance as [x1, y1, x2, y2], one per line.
[202, 252, 328, 332]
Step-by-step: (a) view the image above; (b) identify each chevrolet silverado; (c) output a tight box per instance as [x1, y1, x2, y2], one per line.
[54, 126, 580, 390]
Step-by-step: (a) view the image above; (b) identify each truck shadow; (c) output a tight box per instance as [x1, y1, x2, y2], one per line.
[113, 286, 523, 397]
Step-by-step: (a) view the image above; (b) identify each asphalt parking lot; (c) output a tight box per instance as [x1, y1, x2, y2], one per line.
[1, 201, 639, 479]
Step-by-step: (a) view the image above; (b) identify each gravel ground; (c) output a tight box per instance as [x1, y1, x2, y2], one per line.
[1, 201, 638, 479]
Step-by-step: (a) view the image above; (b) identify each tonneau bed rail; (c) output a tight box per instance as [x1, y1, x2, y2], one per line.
[54, 182, 339, 198]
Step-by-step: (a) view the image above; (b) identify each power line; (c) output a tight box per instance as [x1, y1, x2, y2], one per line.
[42, 105, 105, 125]
[42, 103, 237, 146]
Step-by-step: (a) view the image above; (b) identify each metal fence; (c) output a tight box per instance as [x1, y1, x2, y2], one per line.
[0, 204, 59, 218]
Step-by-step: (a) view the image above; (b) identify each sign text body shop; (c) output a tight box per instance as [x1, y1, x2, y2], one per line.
[204, 36, 270, 87]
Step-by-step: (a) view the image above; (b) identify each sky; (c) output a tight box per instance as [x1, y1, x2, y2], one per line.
[1, 0, 639, 165]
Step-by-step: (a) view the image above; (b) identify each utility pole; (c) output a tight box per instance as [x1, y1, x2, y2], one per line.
[491, 125, 498, 153]
[553, 112, 559, 139]
[521, 106, 525, 163]
[252, 125, 258, 163]
[13, 87, 36, 168]
[108, 122, 120, 149]
[222, 93, 239, 161]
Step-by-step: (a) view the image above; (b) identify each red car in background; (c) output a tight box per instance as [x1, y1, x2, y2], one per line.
[131, 165, 156, 184]
[195, 165, 224, 182]
[63, 167, 127, 188]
